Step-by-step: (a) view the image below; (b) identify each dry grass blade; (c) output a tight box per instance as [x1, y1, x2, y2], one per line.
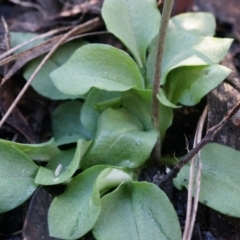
[0, 17, 103, 82]
[49, 1, 101, 20]
[183, 106, 207, 240]
[0, 25, 74, 61]
[0, 17, 102, 128]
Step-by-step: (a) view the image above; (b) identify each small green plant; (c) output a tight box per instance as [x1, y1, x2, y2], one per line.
[1, 0, 240, 239]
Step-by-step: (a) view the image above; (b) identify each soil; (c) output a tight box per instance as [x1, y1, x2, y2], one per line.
[0, 0, 240, 239]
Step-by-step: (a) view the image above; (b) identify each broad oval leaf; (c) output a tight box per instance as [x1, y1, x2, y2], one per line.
[174, 143, 240, 217]
[102, 0, 160, 68]
[169, 12, 216, 36]
[80, 108, 157, 169]
[48, 165, 133, 239]
[51, 100, 92, 146]
[147, 31, 233, 86]
[0, 142, 39, 213]
[93, 182, 181, 240]
[35, 139, 92, 185]
[0, 138, 60, 161]
[24, 40, 86, 99]
[80, 88, 121, 136]
[165, 64, 231, 106]
[51, 44, 144, 96]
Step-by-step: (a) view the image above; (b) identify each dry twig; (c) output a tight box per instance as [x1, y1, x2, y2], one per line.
[159, 100, 240, 187]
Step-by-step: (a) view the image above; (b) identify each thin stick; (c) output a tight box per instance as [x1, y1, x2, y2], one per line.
[1, 17, 10, 76]
[225, 77, 240, 94]
[0, 22, 100, 128]
[151, 0, 174, 164]
[8, 0, 47, 18]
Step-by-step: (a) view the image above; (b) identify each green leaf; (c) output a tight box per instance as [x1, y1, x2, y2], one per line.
[102, 0, 160, 68]
[51, 44, 144, 96]
[157, 88, 181, 108]
[169, 12, 216, 36]
[51, 100, 91, 146]
[0, 142, 39, 213]
[35, 139, 92, 185]
[121, 89, 173, 140]
[165, 65, 231, 106]
[48, 165, 133, 239]
[0, 138, 60, 161]
[80, 88, 121, 136]
[147, 31, 233, 86]
[23, 40, 86, 100]
[81, 108, 157, 169]
[93, 182, 181, 240]
[174, 143, 240, 217]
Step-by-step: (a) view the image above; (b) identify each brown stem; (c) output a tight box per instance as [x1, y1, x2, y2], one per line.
[151, 0, 174, 166]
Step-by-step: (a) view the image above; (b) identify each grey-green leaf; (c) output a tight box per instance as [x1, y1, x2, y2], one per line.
[0, 138, 60, 161]
[0, 142, 38, 213]
[80, 88, 121, 136]
[165, 64, 231, 106]
[147, 31, 233, 86]
[102, 0, 160, 68]
[169, 12, 216, 36]
[23, 40, 86, 99]
[93, 182, 181, 240]
[81, 108, 157, 169]
[51, 44, 144, 96]
[51, 100, 91, 146]
[157, 88, 181, 108]
[48, 166, 103, 239]
[35, 139, 92, 185]
[121, 89, 173, 141]
[174, 143, 240, 217]
[48, 165, 133, 239]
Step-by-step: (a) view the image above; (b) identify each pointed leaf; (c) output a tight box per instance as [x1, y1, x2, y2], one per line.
[174, 143, 240, 217]
[51, 44, 144, 96]
[166, 64, 231, 106]
[93, 182, 181, 240]
[169, 12, 216, 36]
[102, 0, 160, 67]
[24, 40, 86, 99]
[81, 108, 157, 169]
[80, 88, 121, 136]
[48, 165, 133, 239]
[0, 138, 60, 161]
[147, 31, 233, 86]
[35, 140, 92, 185]
[51, 100, 91, 146]
[0, 142, 39, 213]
